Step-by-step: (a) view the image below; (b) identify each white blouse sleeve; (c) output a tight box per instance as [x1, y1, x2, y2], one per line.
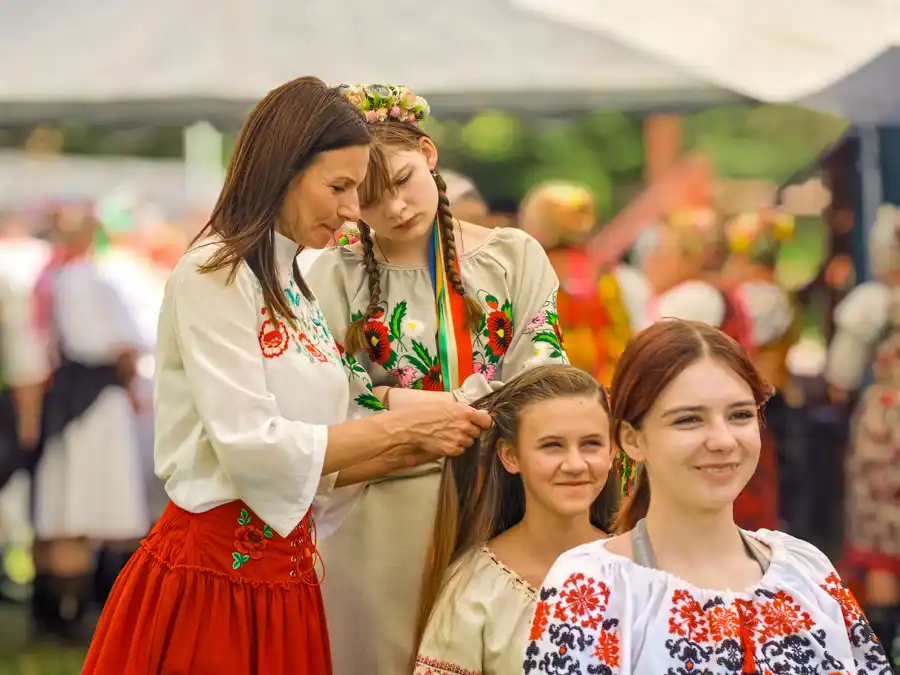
[525, 543, 628, 675]
[654, 281, 726, 327]
[169, 258, 329, 538]
[825, 281, 891, 391]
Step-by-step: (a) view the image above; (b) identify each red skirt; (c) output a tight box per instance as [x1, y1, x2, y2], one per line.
[734, 427, 780, 531]
[83, 500, 331, 675]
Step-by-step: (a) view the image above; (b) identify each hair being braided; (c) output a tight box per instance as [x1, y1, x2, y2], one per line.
[343, 220, 383, 356]
[432, 168, 483, 330]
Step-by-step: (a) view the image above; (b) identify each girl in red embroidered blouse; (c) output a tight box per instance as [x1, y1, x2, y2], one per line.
[525, 319, 890, 675]
[415, 364, 619, 675]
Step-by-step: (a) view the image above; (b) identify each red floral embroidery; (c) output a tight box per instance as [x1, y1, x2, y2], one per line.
[707, 603, 741, 641]
[297, 333, 328, 363]
[413, 656, 479, 675]
[530, 600, 551, 641]
[553, 572, 611, 631]
[821, 571, 865, 630]
[669, 589, 710, 642]
[259, 317, 290, 358]
[422, 364, 443, 391]
[758, 590, 814, 642]
[486, 310, 513, 356]
[231, 508, 274, 570]
[364, 321, 392, 365]
[591, 627, 620, 668]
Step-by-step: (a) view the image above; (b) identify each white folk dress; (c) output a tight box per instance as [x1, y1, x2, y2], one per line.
[525, 530, 890, 674]
[415, 546, 538, 675]
[32, 255, 150, 541]
[308, 226, 568, 675]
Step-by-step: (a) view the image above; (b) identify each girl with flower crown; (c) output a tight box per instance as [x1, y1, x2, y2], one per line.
[825, 203, 900, 664]
[414, 364, 618, 675]
[306, 83, 569, 674]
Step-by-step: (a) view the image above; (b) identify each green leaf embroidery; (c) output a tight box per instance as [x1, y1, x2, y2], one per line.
[485, 294, 499, 308]
[532, 333, 562, 349]
[384, 351, 398, 370]
[238, 509, 250, 526]
[263, 525, 274, 539]
[232, 552, 250, 570]
[402, 353, 431, 376]
[351, 310, 363, 323]
[389, 301, 408, 341]
[355, 393, 386, 411]
[501, 299, 513, 321]
[411, 340, 433, 367]
[411, 379, 425, 390]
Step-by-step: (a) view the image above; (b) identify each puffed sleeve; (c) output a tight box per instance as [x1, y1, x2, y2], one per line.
[777, 533, 891, 672]
[457, 231, 569, 403]
[525, 544, 627, 675]
[0, 278, 49, 387]
[653, 280, 726, 327]
[168, 254, 329, 538]
[735, 281, 794, 346]
[825, 281, 891, 391]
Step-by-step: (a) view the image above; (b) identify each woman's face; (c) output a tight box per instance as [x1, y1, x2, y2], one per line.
[500, 395, 612, 520]
[621, 357, 761, 516]
[359, 138, 439, 244]
[277, 145, 370, 249]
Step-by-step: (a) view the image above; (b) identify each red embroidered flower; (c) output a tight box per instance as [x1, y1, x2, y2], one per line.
[530, 600, 551, 641]
[234, 524, 268, 560]
[364, 321, 392, 365]
[298, 333, 328, 363]
[422, 364, 443, 391]
[487, 311, 513, 356]
[554, 572, 610, 631]
[259, 318, 290, 358]
[821, 572, 863, 630]
[591, 627, 620, 668]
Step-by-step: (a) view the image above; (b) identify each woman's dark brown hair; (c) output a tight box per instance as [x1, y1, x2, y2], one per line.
[610, 319, 772, 533]
[193, 76, 369, 328]
[343, 121, 482, 355]
[413, 364, 617, 655]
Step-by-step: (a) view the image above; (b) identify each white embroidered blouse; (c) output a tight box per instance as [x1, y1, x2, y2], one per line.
[415, 546, 538, 675]
[153, 232, 374, 539]
[525, 530, 889, 674]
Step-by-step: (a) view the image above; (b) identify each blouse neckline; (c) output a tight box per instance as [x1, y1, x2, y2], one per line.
[343, 227, 501, 271]
[273, 230, 301, 271]
[481, 546, 538, 600]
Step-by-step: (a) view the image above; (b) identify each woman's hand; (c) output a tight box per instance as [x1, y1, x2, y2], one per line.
[385, 401, 492, 458]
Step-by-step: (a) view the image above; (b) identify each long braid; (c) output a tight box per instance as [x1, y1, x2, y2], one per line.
[343, 221, 383, 356]
[432, 169, 483, 330]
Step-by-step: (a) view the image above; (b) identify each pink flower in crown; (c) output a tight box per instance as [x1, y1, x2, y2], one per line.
[365, 110, 379, 123]
[474, 362, 497, 381]
[390, 366, 417, 388]
[390, 105, 402, 119]
[525, 311, 548, 333]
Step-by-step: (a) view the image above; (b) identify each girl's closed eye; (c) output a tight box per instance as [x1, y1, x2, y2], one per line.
[395, 173, 411, 186]
[673, 414, 702, 426]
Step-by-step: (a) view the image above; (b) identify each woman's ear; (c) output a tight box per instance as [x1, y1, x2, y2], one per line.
[496, 439, 520, 475]
[618, 421, 646, 463]
[419, 136, 439, 171]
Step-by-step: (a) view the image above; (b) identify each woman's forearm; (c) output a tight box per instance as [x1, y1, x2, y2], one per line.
[323, 412, 414, 475]
[334, 456, 393, 487]
[374, 386, 455, 409]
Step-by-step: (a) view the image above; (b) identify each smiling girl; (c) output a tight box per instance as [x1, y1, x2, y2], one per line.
[306, 84, 568, 674]
[415, 364, 617, 675]
[525, 319, 890, 674]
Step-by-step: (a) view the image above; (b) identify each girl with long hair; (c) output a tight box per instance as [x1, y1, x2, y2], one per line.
[525, 319, 890, 674]
[82, 77, 491, 675]
[306, 84, 568, 673]
[414, 364, 618, 675]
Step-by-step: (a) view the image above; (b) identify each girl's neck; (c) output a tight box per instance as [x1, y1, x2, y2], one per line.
[373, 229, 432, 266]
[643, 499, 745, 568]
[515, 507, 603, 570]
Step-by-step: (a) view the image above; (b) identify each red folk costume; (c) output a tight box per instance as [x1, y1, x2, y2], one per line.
[83, 233, 377, 674]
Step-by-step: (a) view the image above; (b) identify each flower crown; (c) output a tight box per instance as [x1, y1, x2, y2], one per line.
[338, 84, 430, 126]
[724, 208, 794, 255]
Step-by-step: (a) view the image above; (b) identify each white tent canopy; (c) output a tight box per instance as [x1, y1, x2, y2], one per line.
[0, 0, 743, 125]
[515, 0, 900, 123]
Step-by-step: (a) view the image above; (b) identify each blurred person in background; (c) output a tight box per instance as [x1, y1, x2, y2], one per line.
[519, 181, 647, 388]
[441, 169, 489, 225]
[0, 210, 51, 603]
[307, 84, 568, 675]
[641, 209, 779, 531]
[28, 203, 149, 642]
[720, 209, 804, 535]
[825, 203, 900, 663]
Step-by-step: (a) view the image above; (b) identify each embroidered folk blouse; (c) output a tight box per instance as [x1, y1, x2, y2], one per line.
[154, 232, 375, 539]
[525, 530, 890, 674]
[307, 227, 568, 408]
[415, 547, 538, 675]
